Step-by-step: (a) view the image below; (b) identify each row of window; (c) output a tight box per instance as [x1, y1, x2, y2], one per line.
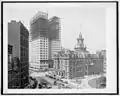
[40, 50, 48, 52]
[21, 47, 28, 62]
[40, 57, 48, 59]
[20, 35, 28, 47]
[21, 47, 28, 55]
[40, 47, 48, 48]
[32, 47, 48, 49]
[40, 62, 48, 64]
[8, 57, 20, 72]
[40, 41, 48, 43]
[40, 48, 48, 50]
[20, 25, 29, 37]
[40, 54, 48, 56]
[40, 53, 48, 55]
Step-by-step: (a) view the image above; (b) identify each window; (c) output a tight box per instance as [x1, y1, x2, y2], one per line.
[20, 36, 22, 45]
[24, 38, 25, 46]
[23, 37, 24, 45]
[24, 39, 26, 47]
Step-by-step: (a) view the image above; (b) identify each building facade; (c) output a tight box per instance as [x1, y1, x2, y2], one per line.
[53, 32, 105, 79]
[30, 11, 49, 70]
[53, 51, 88, 79]
[8, 20, 29, 88]
[96, 50, 106, 73]
[53, 50, 104, 79]
[49, 16, 61, 59]
[30, 12, 61, 70]
[20, 22, 29, 88]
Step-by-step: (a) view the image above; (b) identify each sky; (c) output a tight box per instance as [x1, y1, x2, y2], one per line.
[4, 3, 106, 53]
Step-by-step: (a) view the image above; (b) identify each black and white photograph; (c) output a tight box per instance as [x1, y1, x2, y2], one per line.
[2, 1, 118, 95]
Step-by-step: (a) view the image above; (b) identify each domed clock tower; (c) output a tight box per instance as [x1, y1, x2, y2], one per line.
[74, 32, 89, 54]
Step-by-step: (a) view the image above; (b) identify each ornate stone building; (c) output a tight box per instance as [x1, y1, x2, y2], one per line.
[53, 32, 105, 79]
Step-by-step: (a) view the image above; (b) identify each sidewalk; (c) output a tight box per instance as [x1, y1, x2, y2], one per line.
[61, 75, 101, 89]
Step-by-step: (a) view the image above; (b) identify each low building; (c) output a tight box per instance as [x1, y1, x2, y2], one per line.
[96, 50, 106, 73]
[53, 50, 88, 79]
[53, 51, 104, 79]
[87, 54, 104, 75]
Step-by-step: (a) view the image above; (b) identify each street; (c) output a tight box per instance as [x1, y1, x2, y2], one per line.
[29, 71, 106, 89]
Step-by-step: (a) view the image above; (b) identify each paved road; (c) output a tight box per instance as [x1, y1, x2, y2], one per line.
[30, 72, 58, 89]
[32, 75, 55, 85]
[30, 72, 105, 89]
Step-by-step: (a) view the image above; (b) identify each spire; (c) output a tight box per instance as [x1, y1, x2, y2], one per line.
[79, 32, 82, 39]
[78, 32, 83, 41]
[75, 32, 84, 49]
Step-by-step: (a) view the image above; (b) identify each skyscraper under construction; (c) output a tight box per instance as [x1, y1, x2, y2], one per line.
[49, 16, 61, 59]
[30, 11, 61, 70]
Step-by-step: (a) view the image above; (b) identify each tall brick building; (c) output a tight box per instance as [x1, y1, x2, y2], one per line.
[8, 20, 29, 88]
